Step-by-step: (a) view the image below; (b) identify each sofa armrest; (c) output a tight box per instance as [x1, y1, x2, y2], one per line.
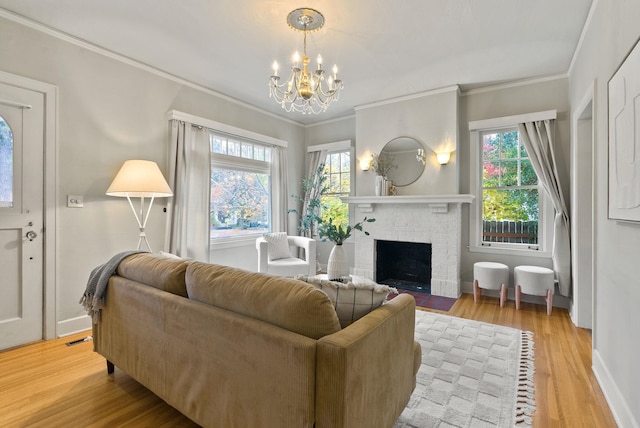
[315, 294, 419, 428]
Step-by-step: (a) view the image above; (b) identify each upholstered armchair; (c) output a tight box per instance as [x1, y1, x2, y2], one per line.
[256, 233, 317, 277]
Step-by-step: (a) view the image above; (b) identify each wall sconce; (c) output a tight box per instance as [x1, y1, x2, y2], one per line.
[359, 154, 373, 171]
[416, 149, 426, 165]
[437, 152, 451, 165]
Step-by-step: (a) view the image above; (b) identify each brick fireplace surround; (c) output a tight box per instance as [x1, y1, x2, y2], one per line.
[344, 195, 474, 298]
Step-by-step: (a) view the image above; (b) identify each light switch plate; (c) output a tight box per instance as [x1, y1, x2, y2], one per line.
[67, 194, 84, 208]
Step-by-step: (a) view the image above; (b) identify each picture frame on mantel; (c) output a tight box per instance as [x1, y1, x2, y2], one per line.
[608, 36, 640, 222]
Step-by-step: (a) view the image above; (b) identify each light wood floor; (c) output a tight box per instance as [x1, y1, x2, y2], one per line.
[0, 294, 617, 428]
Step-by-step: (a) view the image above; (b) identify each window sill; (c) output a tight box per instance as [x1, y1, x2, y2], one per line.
[210, 236, 258, 250]
[468, 244, 551, 259]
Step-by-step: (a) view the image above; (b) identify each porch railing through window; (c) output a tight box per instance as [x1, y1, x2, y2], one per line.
[482, 220, 538, 244]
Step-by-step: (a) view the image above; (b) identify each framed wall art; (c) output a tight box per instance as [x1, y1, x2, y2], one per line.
[608, 36, 640, 222]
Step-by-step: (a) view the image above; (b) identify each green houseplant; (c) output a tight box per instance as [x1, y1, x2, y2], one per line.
[318, 217, 375, 245]
[289, 163, 329, 238]
[319, 217, 375, 279]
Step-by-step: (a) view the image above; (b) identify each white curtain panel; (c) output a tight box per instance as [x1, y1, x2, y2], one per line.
[300, 150, 328, 238]
[271, 145, 289, 233]
[518, 120, 571, 297]
[164, 120, 211, 261]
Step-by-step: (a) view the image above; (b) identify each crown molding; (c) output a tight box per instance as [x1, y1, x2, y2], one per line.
[0, 8, 303, 128]
[303, 113, 356, 128]
[568, 0, 599, 77]
[354, 85, 461, 112]
[461, 74, 568, 96]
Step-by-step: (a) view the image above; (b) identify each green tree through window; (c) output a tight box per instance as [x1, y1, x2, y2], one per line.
[209, 132, 272, 239]
[481, 128, 539, 244]
[321, 150, 350, 228]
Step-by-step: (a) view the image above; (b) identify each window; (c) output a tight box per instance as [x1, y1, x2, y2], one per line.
[209, 131, 273, 240]
[480, 128, 539, 246]
[321, 149, 351, 227]
[0, 116, 13, 208]
[469, 117, 553, 256]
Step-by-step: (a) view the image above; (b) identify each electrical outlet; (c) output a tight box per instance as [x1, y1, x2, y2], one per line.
[67, 194, 84, 208]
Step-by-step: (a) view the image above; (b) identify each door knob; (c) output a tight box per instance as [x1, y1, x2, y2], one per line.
[26, 231, 38, 241]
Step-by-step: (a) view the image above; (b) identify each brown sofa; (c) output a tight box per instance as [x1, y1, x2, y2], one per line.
[92, 253, 421, 428]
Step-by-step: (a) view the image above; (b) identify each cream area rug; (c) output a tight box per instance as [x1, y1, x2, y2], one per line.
[395, 310, 535, 428]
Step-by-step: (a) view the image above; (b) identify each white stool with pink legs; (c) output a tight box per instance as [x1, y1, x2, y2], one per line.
[473, 262, 509, 307]
[514, 265, 555, 315]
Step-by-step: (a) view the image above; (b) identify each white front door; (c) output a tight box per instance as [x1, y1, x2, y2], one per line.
[0, 82, 45, 350]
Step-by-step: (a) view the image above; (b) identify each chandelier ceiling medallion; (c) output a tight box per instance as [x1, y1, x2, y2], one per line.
[269, 8, 343, 114]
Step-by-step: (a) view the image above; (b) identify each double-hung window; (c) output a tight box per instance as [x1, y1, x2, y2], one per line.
[321, 149, 351, 227]
[209, 131, 273, 240]
[469, 118, 553, 256]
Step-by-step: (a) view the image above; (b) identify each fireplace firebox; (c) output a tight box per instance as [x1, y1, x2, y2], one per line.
[375, 240, 432, 292]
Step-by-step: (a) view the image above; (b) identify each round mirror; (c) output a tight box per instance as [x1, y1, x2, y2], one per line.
[377, 137, 425, 186]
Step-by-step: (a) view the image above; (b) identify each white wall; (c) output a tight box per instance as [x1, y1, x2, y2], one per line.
[355, 88, 460, 197]
[0, 16, 305, 333]
[569, 1, 640, 426]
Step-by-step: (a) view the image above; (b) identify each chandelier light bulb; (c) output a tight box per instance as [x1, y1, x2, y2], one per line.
[292, 51, 300, 67]
[317, 54, 323, 69]
[272, 61, 279, 76]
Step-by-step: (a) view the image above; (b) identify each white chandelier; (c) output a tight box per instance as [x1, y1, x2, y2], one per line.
[269, 8, 343, 115]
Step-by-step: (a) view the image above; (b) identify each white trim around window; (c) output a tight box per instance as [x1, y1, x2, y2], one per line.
[308, 140, 351, 152]
[468, 110, 556, 131]
[468, 120, 554, 258]
[168, 110, 288, 148]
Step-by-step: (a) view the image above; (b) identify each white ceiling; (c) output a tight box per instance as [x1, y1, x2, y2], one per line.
[0, 0, 593, 125]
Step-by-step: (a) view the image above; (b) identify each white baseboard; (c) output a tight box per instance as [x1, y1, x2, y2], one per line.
[593, 349, 639, 428]
[57, 315, 92, 337]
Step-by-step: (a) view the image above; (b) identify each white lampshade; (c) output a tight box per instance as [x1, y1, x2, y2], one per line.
[106, 160, 173, 197]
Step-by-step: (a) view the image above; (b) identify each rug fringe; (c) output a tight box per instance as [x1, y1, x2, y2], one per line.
[515, 330, 536, 428]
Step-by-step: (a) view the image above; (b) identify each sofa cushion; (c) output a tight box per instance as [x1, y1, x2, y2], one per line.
[186, 262, 341, 339]
[262, 232, 291, 260]
[116, 253, 189, 297]
[295, 275, 398, 328]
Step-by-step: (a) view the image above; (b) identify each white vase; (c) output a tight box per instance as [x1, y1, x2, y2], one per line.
[327, 244, 349, 280]
[375, 175, 385, 196]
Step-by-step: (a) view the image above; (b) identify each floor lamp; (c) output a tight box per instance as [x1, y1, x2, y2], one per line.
[106, 160, 173, 252]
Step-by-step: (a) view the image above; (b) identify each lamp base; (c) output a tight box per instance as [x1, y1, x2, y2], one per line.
[137, 229, 152, 252]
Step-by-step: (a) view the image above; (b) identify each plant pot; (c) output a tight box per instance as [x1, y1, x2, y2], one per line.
[327, 244, 349, 280]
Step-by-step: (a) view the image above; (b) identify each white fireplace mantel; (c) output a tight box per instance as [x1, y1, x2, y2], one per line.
[347, 194, 472, 298]
[342, 194, 474, 213]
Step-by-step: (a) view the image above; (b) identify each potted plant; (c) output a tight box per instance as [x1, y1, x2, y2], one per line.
[318, 217, 375, 280]
[371, 152, 395, 195]
[371, 152, 395, 178]
[289, 163, 329, 238]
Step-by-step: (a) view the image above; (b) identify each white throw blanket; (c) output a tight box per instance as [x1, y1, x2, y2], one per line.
[79, 250, 146, 323]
